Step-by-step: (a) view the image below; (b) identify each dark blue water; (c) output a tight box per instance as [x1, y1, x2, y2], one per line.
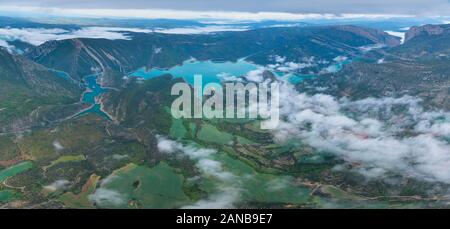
[82, 74, 107, 104]
[76, 74, 111, 120]
[127, 59, 349, 86]
[46, 58, 352, 121]
[129, 59, 259, 86]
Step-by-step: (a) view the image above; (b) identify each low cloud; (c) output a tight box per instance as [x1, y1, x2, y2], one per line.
[244, 69, 266, 83]
[269, 79, 450, 184]
[0, 39, 14, 52]
[43, 179, 70, 192]
[157, 137, 180, 154]
[0, 25, 251, 46]
[385, 31, 406, 44]
[52, 140, 64, 151]
[153, 26, 248, 34]
[170, 67, 450, 187]
[156, 136, 241, 208]
[267, 55, 317, 73]
[0, 5, 417, 21]
[0, 27, 153, 46]
[182, 187, 240, 209]
[88, 188, 126, 206]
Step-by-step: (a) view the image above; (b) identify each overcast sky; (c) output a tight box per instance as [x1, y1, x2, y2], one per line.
[0, 0, 449, 19]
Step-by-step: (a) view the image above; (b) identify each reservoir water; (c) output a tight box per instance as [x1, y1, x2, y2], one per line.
[82, 74, 107, 104]
[60, 58, 351, 120]
[77, 74, 111, 120]
[128, 59, 349, 86]
[129, 59, 260, 85]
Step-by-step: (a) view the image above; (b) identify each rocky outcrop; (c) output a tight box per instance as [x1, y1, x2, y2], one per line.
[405, 24, 449, 42]
[336, 25, 401, 47]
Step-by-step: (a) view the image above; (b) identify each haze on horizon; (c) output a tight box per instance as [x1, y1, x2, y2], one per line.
[0, 0, 449, 20]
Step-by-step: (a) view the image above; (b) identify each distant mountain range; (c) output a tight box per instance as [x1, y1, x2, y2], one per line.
[26, 25, 400, 81]
[0, 24, 402, 133]
[300, 24, 450, 110]
[0, 48, 81, 132]
[5, 23, 450, 134]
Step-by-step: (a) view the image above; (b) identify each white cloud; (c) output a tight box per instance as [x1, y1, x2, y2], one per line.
[333, 56, 348, 62]
[0, 28, 70, 46]
[89, 188, 126, 206]
[0, 27, 153, 46]
[182, 187, 240, 209]
[244, 69, 266, 82]
[276, 62, 314, 72]
[265, 23, 304, 28]
[0, 39, 14, 52]
[99, 174, 118, 186]
[268, 56, 317, 73]
[218, 72, 244, 82]
[385, 31, 406, 44]
[270, 80, 450, 184]
[274, 55, 286, 63]
[0, 25, 251, 46]
[157, 137, 180, 154]
[0, 5, 414, 21]
[52, 140, 64, 151]
[153, 26, 248, 34]
[44, 179, 70, 192]
[156, 136, 241, 208]
[323, 65, 340, 73]
[160, 66, 450, 186]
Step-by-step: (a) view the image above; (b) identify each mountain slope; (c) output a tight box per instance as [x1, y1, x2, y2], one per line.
[0, 48, 82, 132]
[391, 24, 450, 60]
[299, 24, 450, 110]
[26, 26, 400, 80]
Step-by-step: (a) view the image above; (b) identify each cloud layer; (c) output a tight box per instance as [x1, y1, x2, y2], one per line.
[0, 27, 153, 46]
[0, 25, 251, 49]
[2, 1, 450, 16]
[157, 136, 240, 209]
[43, 179, 70, 192]
[0, 5, 420, 21]
[267, 79, 450, 184]
[153, 26, 248, 34]
[0, 39, 14, 52]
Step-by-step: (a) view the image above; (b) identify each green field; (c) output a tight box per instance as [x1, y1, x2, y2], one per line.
[236, 136, 257, 145]
[170, 118, 188, 139]
[97, 162, 191, 209]
[197, 123, 234, 144]
[0, 161, 33, 183]
[201, 152, 312, 204]
[0, 190, 18, 203]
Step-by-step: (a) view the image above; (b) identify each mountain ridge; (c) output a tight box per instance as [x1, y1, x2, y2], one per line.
[0, 48, 83, 132]
[26, 25, 400, 81]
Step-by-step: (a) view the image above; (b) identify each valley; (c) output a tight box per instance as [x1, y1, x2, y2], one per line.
[0, 18, 449, 209]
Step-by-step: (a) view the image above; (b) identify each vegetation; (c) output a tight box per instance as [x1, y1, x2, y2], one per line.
[0, 23, 447, 209]
[96, 162, 191, 209]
